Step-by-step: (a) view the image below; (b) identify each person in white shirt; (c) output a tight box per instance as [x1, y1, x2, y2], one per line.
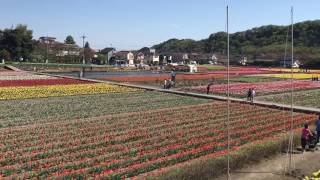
[251, 88, 256, 102]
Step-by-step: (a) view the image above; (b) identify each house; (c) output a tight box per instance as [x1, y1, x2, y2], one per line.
[110, 51, 129, 65]
[279, 58, 300, 68]
[127, 52, 135, 66]
[38, 37, 80, 57]
[136, 47, 154, 64]
[136, 52, 145, 64]
[39, 36, 56, 44]
[100, 47, 116, 64]
[159, 53, 184, 64]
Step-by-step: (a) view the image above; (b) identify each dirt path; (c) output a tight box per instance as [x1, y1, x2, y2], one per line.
[216, 146, 320, 180]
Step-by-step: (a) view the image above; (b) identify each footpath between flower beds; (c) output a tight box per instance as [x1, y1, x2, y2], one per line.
[12, 65, 320, 115]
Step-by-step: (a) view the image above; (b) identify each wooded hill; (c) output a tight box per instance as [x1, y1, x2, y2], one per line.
[152, 20, 320, 67]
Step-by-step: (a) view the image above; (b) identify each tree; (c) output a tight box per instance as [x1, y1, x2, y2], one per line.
[0, 49, 11, 60]
[152, 20, 320, 67]
[84, 41, 90, 48]
[0, 24, 34, 61]
[83, 41, 94, 62]
[65, 35, 75, 44]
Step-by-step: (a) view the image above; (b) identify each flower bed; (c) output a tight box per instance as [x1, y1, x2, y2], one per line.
[257, 73, 320, 79]
[191, 80, 320, 97]
[207, 69, 274, 75]
[0, 102, 315, 178]
[0, 71, 56, 80]
[0, 78, 90, 87]
[100, 74, 226, 82]
[0, 71, 30, 76]
[258, 89, 320, 108]
[0, 83, 140, 100]
[0, 91, 211, 128]
[262, 68, 320, 73]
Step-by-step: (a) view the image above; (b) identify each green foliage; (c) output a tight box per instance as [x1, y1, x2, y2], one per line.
[96, 53, 107, 64]
[260, 89, 320, 108]
[84, 41, 90, 48]
[153, 39, 204, 53]
[0, 91, 210, 128]
[65, 35, 76, 44]
[152, 20, 320, 65]
[0, 24, 34, 61]
[0, 49, 11, 60]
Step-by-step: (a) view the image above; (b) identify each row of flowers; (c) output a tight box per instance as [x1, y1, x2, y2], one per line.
[207, 69, 274, 75]
[260, 89, 320, 108]
[257, 73, 320, 79]
[192, 80, 320, 97]
[0, 70, 56, 80]
[100, 74, 226, 82]
[0, 78, 91, 87]
[0, 71, 32, 76]
[0, 102, 316, 178]
[0, 83, 141, 100]
[0, 75, 57, 80]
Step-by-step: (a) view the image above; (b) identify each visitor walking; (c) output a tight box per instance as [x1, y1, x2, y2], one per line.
[247, 88, 252, 102]
[301, 123, 313, 152]
[171, 70, 176, 83]
[207, 82, 214, 94]
[251, 88, 256, 102]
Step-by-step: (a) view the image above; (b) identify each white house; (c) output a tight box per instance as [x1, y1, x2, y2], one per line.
[153, 55, 160, 63]
[127, 52, 135, 66]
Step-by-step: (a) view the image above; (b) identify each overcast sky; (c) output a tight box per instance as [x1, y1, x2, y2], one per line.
[0, 0, 319, 50]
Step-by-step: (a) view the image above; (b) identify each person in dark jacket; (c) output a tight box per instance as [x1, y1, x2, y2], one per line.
[207, 82, 214, 94]
[247, 88, 252, 101]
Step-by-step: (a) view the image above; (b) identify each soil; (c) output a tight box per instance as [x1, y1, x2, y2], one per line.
[216, 146, 320, 180]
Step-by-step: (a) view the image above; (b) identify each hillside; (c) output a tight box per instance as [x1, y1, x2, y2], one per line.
[152, 20, 320, 67]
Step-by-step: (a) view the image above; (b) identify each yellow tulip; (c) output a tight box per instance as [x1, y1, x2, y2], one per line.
[0, 83, 141, 100]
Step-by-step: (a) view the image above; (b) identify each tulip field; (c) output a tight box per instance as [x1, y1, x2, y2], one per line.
[99, 74, 226, 82]
[0, 70, 55, 80]
[0, 69, 140, 100]
[258, 89, 320, 108]
[0, 83, 141, 100]
[189, 80, 320, 97]
[0, 101, 316, 179]
[0, 78, 90, 87]
[0, 67, 319, 178]
[0, 91, 210, 128]
[257, 73, 320, 79]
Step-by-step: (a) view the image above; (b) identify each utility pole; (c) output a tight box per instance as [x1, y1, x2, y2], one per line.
[226, 5, 231, 180]
[81, 34, 86, 64]
[288, 6, 294, 173]
[46, 35, 49, 63]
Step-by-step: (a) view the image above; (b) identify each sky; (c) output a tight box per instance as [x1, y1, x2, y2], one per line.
[0, 0, 319, 50]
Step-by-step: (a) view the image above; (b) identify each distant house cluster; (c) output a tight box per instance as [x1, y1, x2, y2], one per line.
[104, 47, 219, 66]
[36, 36, 219, 66]
[38, 37, 81, 57]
